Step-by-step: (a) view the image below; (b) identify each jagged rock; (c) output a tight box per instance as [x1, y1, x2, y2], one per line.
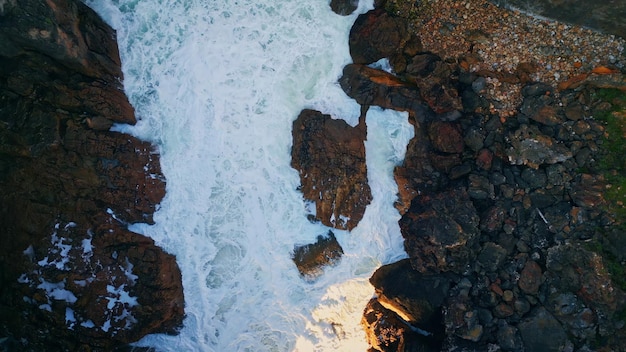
[349, 9, 409, 64]
[339, 64, 429, 117]
[506, 124, 573, 168]
[405, 56, 462, 114]
[329, 0, 358, 16]
[518, 307, 569, 352]
[369, 259, 452, 329]
[399, 188, 480, 274]
[292, 231, 343, 279]
[0, 0, 184, 350]
[362, 298, 441, 352]
[477, 242, 507, 273]
[291, 109, 370, 231]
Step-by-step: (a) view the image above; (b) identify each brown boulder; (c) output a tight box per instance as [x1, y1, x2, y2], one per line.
[291, 109, 371, 231]
[0, 0, 184, 350]
[349, 9, 409, 64]
[292, 231, 343, 280]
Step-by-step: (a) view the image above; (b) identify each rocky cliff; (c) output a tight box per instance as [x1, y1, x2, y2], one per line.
[0, 0, 184, 350]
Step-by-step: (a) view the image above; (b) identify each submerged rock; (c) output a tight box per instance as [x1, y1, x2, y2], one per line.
[291, 109, 371, 231]
[330, 0, 359, 16]
[0, 0, 184, 350]
[292, 231, 343, 280]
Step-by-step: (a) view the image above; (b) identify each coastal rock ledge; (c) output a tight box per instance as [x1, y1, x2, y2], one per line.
[0, 0, 184, 350]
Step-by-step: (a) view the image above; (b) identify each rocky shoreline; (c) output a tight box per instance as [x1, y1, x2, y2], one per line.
[293, 0, 626, 351]
[0, 1, 184, 350]
[2, 0, 625, 350]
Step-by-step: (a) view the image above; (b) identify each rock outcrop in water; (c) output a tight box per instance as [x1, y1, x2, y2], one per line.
[291, 108, 371, 231]
[336, 1, 626, 351]
[0, 0, 184, 350]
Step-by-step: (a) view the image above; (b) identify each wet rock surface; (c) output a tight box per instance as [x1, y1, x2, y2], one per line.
[343, 1, 626, 351]
[292, 231, 343, 280]
[0, 0, 184, 350]
[291, 109, 371, 231]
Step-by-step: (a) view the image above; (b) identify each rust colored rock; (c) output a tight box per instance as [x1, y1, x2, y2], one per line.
[518, 260, 543, 295]
[475, 148, 493, 170]
[291, 109, 371, 231]
[339, 64, 428, 116]
[0, 0, 183, 350]
[428, 121, 464, 154]
[349, 9, 409, 64]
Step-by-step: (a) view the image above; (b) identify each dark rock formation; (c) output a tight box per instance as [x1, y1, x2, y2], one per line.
[349, 9, 409, 65]
[0, 0, 184, 350]
[330, 0, 359, 16]
[369, 259, 451, 331]
[399, 188, 480, 275]
[291, 109, 371, 231]
[292, 231, 343, 280]
[339, 63, 429, 117]
[362, 298, 441, 352]
[347, 2, 626, 351]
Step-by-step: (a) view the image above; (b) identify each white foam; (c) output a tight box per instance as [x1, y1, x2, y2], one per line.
[84, 0, 414, 350]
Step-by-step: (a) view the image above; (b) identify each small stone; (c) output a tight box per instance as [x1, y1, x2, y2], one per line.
[503, 290, 515, 302]
[468, 174, 494, 200]
[494, 303, 515, 318]
[518, 260, 543, 295]
[476, 148, 493, 170]
[565, 103, 585, 120]
[521, 168, 547, 189]
[464, 126, 486, 152]
[514, 297, 531, 315]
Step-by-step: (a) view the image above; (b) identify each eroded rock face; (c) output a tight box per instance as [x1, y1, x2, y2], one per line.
[0, 0, 184, 350]
[291, 109, 371, 231]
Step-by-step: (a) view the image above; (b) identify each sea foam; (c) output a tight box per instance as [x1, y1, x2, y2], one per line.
[85, 0, 412, 350]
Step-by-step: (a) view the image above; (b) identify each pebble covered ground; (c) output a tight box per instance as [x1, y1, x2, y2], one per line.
[392, 0, 626, 116]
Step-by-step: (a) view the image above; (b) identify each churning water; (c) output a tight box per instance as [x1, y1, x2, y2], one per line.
[86, 0, 413, 350]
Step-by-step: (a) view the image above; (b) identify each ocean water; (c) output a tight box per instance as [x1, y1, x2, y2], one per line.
[85, 0, 413, 350]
